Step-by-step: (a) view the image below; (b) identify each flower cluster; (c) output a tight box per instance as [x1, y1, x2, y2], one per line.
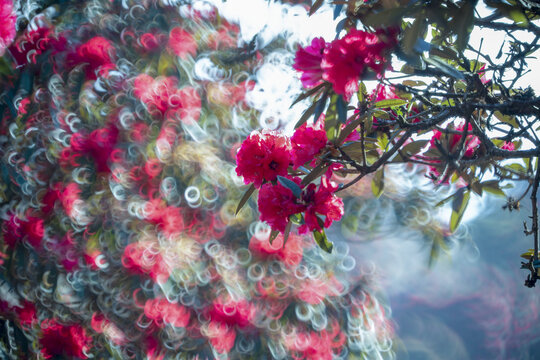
[0, 0, 16, 56]
[294, 28, 398, 99]
[426, 121, 482, 182]
[236, 125, 344, 236]
[0, 2, 393, 359]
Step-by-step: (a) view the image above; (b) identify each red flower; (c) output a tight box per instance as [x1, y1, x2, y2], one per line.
[291, 120, 328, 169]
[73, 36, 116, 79]
[430, 122, 481, 158]
[209, 298, 254, 328]
[10, 26, 66, 67]
[139, 32, 166, 52]
[236, 130, 292, 187]
[249, 231, 304, 267]
[0, 0, 16, 56]
[285, 322, 346, 359]
[501, 141, 515, 151]
[144, 298, 190, 328]
[15, 301, 37, 327]
[206, 320, 236, 354]
[293, 37, 327, 89]
[3, 213, 44, 248]
[133, 74, 201, 122]
[40, 319, 92, 359]
[121, 240, 170, 284]
[177, 86, 202, 123]
[258, 177, 305, 232]
[207, 80, 255, 106]
[322, 29, 397, 100]
[134, 74, 177, 115]
[59, 182, 81, 217]
[20, 216, 44, 248]
[207, 21, 239, 50]
[168, 27, 197, 59]
[299, 177, 344, 234]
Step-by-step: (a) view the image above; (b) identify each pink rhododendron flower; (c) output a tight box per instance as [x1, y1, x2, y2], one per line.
[72, 36, 116, 79]
[40, 319, 92, 359]
[20, 216, 44, 247]
[501, 141, 515, 151]
[10, 26, 66, 67]
[15, 301, 37, 327]
[285, 322, 346, 360]
[322, 29, 397, 100]
[430, 122, 481, 158]
[207, 80, 255, 106]
[139, 32, 166, 52]
[207, 21, 239, 49]
[249, 231, 304, 267]
[258, 177, 305, 232]
[3, 213, 44, 248]
[168, 27, 197, 59]
[370, 85, 422, 127]
[206, 320, 236, 354]
[427, 122, 481, 182]
[291, 121, 328, 169]
[293, 37, 327, 89]
[299, 177, 344, 233]
[133, 74, 201, 122]
[209, 298, 255, 328]
[0, 0, 16, 56]
[121, 240, 170, 284]
[236, 130, 292, 187]
[144, 298, 191, 328]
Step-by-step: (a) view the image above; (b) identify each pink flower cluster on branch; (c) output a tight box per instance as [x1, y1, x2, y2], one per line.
[294, 28, 398, 100]
[236, 128, 344, 236]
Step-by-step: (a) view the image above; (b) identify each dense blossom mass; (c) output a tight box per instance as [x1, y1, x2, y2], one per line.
[0, 1, 394, 359]
[0, 0, 16, 56]
[294, 28, 398, 99]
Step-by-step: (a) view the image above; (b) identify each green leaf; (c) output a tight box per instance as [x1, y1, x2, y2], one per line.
[508, 10, 529, 26]
[325, 94, 340, 141]
[235, 184, 256, 215]
[454, 0, 477, 53]
[314, 92, 328, 123]
[283, 220, 292, 244]
[377, 133, 389, 151]
[371, 167, 384, 198]
[357, 82, 367, 103]
[494, 111, 518, 128]
[372, 110, 391, 120]
[301, 163, 327, 186]
[313, 229, 333, 253]
[337, 95, 347, 124]
[429, 46, 458, 61]
[158, 53, 176, 76]
[290, 82, 326, 108]
[481, 180, 506, 197]
[425, 57, 465, 80]
[470, 180, 483, 196]
[277, 176, 302, 198]
[337, 113, 363, 145]
[269, 230, 280, 245]
[0, 57, 13, 77]
[402, 17, 425, 56]
[294, 101, 317, 129]
[361, 6, 408, 27]
[450, 188, 470, 232]
[435, 192, 455, 207]
[401, 139, 429, 156]
[521, 249, 537, 260]
[374, 99, 408, 109]
[309, 0, 324, 16]
[402, 80, 426, 87]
